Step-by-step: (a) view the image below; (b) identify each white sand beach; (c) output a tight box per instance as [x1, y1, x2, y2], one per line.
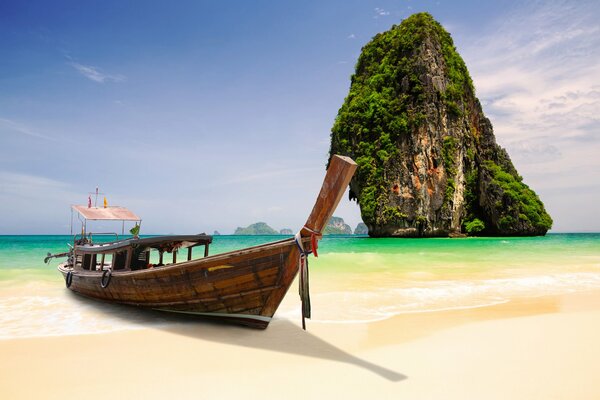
[2, 290, 600, 400]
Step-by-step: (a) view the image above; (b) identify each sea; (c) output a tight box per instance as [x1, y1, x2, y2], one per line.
[1, 233, 599, 339]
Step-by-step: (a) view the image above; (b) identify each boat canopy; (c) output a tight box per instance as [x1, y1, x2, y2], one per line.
[75, 234, 212, 254]
[71, 204, 142, 237]
[72, 205, 141, 221]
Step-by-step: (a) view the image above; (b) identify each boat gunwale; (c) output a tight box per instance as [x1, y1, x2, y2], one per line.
[59, 236, 309, 277]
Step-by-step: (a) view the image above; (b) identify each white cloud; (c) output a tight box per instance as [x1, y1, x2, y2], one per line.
[0, 172, 86, 234]
[0, 171, 70, 196]
[347, 33, 356, 39]
[208, 166, 321, 187]
[463, 1, 600, 148]
[458, 0, 600, 230]
[0, 117, 54, 141]
[374, 7, 390, 18]
[70, 62, 125, 83]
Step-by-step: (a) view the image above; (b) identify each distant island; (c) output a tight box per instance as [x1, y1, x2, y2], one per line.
[231, 217, 365, 235]
[354, 222, 368, 235]
[323, 216, 353, 235]
[234, 222, 278, 235]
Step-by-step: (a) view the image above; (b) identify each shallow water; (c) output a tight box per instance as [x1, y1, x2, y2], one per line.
[1, 233, 599, 338]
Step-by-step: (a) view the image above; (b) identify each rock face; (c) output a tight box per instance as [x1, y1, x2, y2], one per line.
[234, 222, 278, 235]
[279, 228, 294, 235]
[329, 13, 552, 237]
[324, 216, 353, 235]
[354, 222, 369, 235]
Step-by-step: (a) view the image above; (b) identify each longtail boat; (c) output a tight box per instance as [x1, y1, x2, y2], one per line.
[45, 155, 356, 329]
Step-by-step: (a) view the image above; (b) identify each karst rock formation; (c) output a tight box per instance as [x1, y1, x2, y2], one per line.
[329, 13, 552, 237]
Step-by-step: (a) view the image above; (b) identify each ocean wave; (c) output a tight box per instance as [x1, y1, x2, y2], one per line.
[3, 272, 600, 338]
[0, 288, 168, 340]
[278, 272, 600, 324]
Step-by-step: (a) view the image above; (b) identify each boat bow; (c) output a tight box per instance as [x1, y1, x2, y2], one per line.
[295, 155, 357, 329]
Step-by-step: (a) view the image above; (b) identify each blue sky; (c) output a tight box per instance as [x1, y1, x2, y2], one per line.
[1, 0, 599, 234]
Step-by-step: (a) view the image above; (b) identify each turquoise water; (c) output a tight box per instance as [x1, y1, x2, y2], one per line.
[0, 234, 300, 276]
[3, 233, 598, 271]
[0, 234, 599, 337]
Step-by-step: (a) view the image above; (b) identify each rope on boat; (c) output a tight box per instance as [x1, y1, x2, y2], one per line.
[294, 227, 321, 330]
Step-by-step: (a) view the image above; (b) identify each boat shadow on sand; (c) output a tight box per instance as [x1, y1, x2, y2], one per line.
[69, 293, 406, 382]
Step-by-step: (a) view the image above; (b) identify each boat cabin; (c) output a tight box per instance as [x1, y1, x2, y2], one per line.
[69, 204, 212, 272]
[73, 235, 213, 272]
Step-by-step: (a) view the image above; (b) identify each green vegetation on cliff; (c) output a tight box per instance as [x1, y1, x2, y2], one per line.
[330, 13, 473, 227]
[483, 161, 553, 232]
[465, 218, 485, 235]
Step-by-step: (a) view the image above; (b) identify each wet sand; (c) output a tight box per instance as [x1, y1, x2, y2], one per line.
[2, 290, 600, 399]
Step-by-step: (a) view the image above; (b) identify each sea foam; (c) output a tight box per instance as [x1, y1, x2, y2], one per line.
[278, 272, 600, 324]
[0, 283, 168, 339]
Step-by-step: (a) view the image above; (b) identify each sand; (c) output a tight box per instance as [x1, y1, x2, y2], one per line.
[2, 291, 600, 399]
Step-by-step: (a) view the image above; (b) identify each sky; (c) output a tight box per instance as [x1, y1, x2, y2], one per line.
[1, 0, 599, 234]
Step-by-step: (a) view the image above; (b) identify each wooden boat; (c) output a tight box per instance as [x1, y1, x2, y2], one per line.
[47, 155, 356, 329]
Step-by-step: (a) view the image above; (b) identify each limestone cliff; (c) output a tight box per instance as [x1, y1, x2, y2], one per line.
[329, 13, 552, 237]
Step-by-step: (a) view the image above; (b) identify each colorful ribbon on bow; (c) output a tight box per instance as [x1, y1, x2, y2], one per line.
[294, 226, 321, 330]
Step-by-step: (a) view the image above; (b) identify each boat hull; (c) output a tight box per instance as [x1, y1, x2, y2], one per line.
[58, 238, 305, 328]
